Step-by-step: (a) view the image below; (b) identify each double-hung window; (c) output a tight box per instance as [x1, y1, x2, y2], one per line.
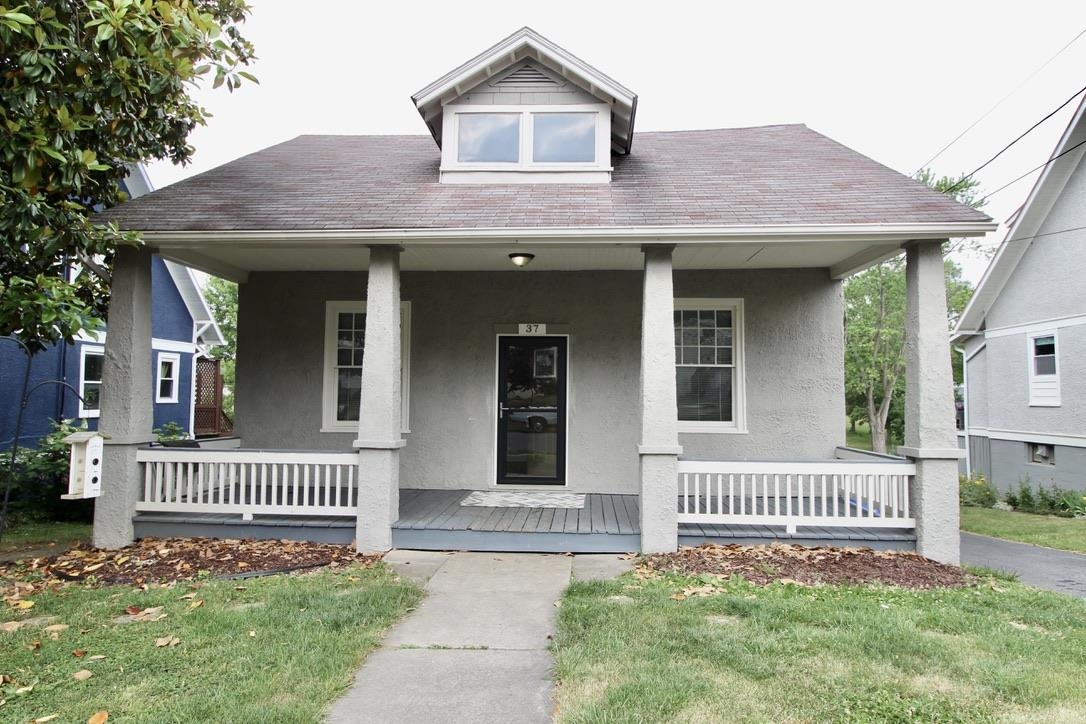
[1028, 331, 1060, 406]
[78, 346, 104, 418]
[322, 301, 412, 432]
[156, 352, 181, 403]
[674, 299, 746, 433]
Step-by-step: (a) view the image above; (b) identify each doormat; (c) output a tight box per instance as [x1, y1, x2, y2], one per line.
[460, 491, 586, 509]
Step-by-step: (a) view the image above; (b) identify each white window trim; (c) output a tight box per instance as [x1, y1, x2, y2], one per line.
[321, 301, 412, 434]
[1027, 330, 1060, 407]
[440, 104, 612, 174]
[674, 298, 747, 434]
[78, 345, 104, 419]
[156, 351, 181, 404]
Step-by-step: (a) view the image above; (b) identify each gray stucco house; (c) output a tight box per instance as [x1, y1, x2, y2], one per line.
[953, 95, 1086, 493]
[91, 28, 991, 563]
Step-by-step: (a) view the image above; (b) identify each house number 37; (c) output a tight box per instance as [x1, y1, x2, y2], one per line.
[518, 323, 546, 335]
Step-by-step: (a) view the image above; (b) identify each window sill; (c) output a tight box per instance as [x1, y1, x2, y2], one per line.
[1028, 402, 1061, 408]
[678, 422, 747, 434]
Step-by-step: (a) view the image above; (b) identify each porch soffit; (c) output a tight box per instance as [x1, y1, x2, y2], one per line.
[150, 229, 992, 282]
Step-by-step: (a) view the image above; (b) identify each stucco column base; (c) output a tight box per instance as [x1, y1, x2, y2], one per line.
[93, 443, 143, 549]
[355, 448, 400, 553]
[907, 457, 960, 565]
[640, 453, 679, 553]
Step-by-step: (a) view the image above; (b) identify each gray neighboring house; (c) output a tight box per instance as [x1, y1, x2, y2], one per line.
[91, 28, 992, 563]
[953, 95, 1086, 492]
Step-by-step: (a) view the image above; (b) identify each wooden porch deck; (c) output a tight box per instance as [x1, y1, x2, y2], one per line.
[133, 488, 916, 552]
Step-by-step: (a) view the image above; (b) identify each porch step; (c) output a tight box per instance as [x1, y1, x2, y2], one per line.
[133, 512, 354, 544]
[679, 523, 916, 551]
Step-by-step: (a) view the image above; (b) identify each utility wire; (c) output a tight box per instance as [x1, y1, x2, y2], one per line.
[975, 222, 1086, 247]
[914, 25, 1086, 174]
[941, 84, 1086, 197]
[975, 138, 1086, 205]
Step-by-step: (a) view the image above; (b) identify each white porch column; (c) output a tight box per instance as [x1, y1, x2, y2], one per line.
[354, 245, 404, 553]
[901, 240, 962, 564]
[93, 246, 154, 549]
[639, 245, 681, 553]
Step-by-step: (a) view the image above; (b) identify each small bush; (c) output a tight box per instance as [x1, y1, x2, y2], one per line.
[1059, 491, 1086, 518]
[1, 419, 94, 525]
[1013, 481, 1037, 513]
[153, 421, 188, 442]
[1005, 478, 1082, 517]
[959, 473, 999, 507]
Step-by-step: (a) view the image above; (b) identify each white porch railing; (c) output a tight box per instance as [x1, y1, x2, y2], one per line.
[677, 460, 916, 533]
[135, 448, 359, 518]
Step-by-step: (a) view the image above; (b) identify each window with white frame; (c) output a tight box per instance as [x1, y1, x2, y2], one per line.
[442, 104, 610, 176]
[1028, 331, 1060, 407]
[78, 346, 104, 418]
[156, 352, 181, 403]
[322, 301, 411, 432]
[674, 299, 746, 433]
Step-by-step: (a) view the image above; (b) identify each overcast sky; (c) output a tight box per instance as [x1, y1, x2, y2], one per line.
[144, 0, 1086, 283]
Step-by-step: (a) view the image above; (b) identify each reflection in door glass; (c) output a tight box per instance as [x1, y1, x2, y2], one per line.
[502, 341, 560, 479]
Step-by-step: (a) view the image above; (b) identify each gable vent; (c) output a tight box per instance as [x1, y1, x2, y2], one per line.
[495, 65, 558, 87]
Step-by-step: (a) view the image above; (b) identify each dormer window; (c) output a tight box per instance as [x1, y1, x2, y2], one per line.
[441, 105, 610, 183]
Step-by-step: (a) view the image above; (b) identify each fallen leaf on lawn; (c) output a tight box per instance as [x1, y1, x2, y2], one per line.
[44, 624, 69, 639]
[154, 635, 180, 647]
[115, 556, 130, 565]
[248, 630, 256, 637]
[124, 605, 142, 616]
[13, 600, 34, 610]
[1, 621, 22, 633]
[88, 654, 106, 661]
[31, 715, 58, 723]
[670, 593, 687, 601]
[28, 639, 41, 650]
[83, 562, 106, 573]
[179, 593, 197, 600]
[187, 599, 204, 610]
[73, 669, 93, 681]
[73, 649, 86, 657]
[233, 586, 246, 591]
[15, 685, 34, 694]
[88, 711, 109, 724]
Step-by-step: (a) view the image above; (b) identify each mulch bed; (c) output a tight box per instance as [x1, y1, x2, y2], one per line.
[1, 537, 380, 596]
[641, 543, 970, 589]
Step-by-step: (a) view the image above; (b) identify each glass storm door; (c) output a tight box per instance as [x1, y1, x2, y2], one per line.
[497, 336, 567, 485]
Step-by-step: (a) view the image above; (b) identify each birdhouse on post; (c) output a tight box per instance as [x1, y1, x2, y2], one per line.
[61, 431, 104, 499]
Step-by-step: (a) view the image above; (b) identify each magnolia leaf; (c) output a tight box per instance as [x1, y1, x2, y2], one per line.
[31, 716, 59, 723]
[73, 669, 93, 681]
[1, 621, 23, 633]
[88, 654, 107, 661]
[73, 649, 87, 657]
[88, 712, 109, 724]
[154, 635, 180, 647]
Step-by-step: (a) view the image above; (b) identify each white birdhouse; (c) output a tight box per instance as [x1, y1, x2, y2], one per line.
[61, 431, 104, 499]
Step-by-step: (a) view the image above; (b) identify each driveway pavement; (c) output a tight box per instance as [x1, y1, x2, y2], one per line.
[325, 551, 631, 723]
[960, 532, 1086, 599]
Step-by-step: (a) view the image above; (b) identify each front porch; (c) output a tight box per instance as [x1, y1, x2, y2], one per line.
[130, 448, 918, 552]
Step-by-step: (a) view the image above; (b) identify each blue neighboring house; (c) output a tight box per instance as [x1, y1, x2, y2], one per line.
[0, 165, 224, 449]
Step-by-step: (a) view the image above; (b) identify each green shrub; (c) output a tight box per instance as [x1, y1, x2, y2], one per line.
[1, 419, 94, 525]
[1058, 491, 1086, 518]
[1006, 478, 1081, 517]
[1013, 481, 1037, 513]
[153, 421, 188, 442]
[959, 473, 999, 507]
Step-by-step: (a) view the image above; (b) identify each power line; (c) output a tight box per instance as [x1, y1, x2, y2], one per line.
[975, 137, 1086, 205]
[914, 26, 1086, 175]
[941, 84, 1086, 197]
[975, 222, 1086, 248]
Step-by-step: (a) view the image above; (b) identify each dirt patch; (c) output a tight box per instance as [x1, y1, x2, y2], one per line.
[641, 543, 970, 589]
[1, 537, 381, 597]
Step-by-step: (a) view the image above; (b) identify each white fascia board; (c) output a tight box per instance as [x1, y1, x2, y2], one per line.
[162, 259, 224, 346]
[143, 222, 995, 248]
[953, 95, 1086, 339]
[412, 27, 635, 110]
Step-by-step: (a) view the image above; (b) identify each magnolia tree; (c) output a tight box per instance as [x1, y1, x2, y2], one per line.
[0, 0, 255, 349]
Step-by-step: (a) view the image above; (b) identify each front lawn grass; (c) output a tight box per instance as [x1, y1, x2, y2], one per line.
[844, 421, 872, 451]
[0, 521, 91, 555]
[1, 563, 420, 722]
[961, 506, 1086, 554]
[554, 574, 1086, 723]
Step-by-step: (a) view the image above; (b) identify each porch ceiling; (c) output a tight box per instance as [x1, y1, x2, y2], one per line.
[153, 233, 953, 282]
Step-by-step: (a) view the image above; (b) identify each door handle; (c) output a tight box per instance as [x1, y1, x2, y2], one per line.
[499, 404, 511, 419]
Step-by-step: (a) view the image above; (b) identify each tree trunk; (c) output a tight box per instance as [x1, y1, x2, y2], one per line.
[866, 392, 889, 454]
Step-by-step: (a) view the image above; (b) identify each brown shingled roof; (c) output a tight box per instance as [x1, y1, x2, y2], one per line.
[98, 125, 991, 232]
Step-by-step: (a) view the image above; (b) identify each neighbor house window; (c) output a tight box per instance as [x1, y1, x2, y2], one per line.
[156, 352, 181, 403]
[78, 345, 104, 418]
[322, 301, 412, 433]
[1028, 331, 1060, 406]
[674, 299, 746, 433]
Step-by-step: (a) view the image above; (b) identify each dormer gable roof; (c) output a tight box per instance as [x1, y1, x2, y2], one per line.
[412, 27, 638, 154]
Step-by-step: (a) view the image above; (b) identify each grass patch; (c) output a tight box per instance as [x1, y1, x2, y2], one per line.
[0, 521, 91, 555]
[554, 574, 1086, 723]
[844, 421, 872, 451]
[961, 506, 1086, 554]
[1, 563, 420, 722]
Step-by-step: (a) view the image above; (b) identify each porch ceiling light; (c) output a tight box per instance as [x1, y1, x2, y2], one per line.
[508, 252, 535, 268]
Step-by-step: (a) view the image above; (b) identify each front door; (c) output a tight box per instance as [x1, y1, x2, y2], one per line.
[497, 336, 567, 485]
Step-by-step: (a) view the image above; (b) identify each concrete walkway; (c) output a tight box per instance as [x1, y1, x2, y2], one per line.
[325, 551, 631, 723]
[961, 532, 1086, 599]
